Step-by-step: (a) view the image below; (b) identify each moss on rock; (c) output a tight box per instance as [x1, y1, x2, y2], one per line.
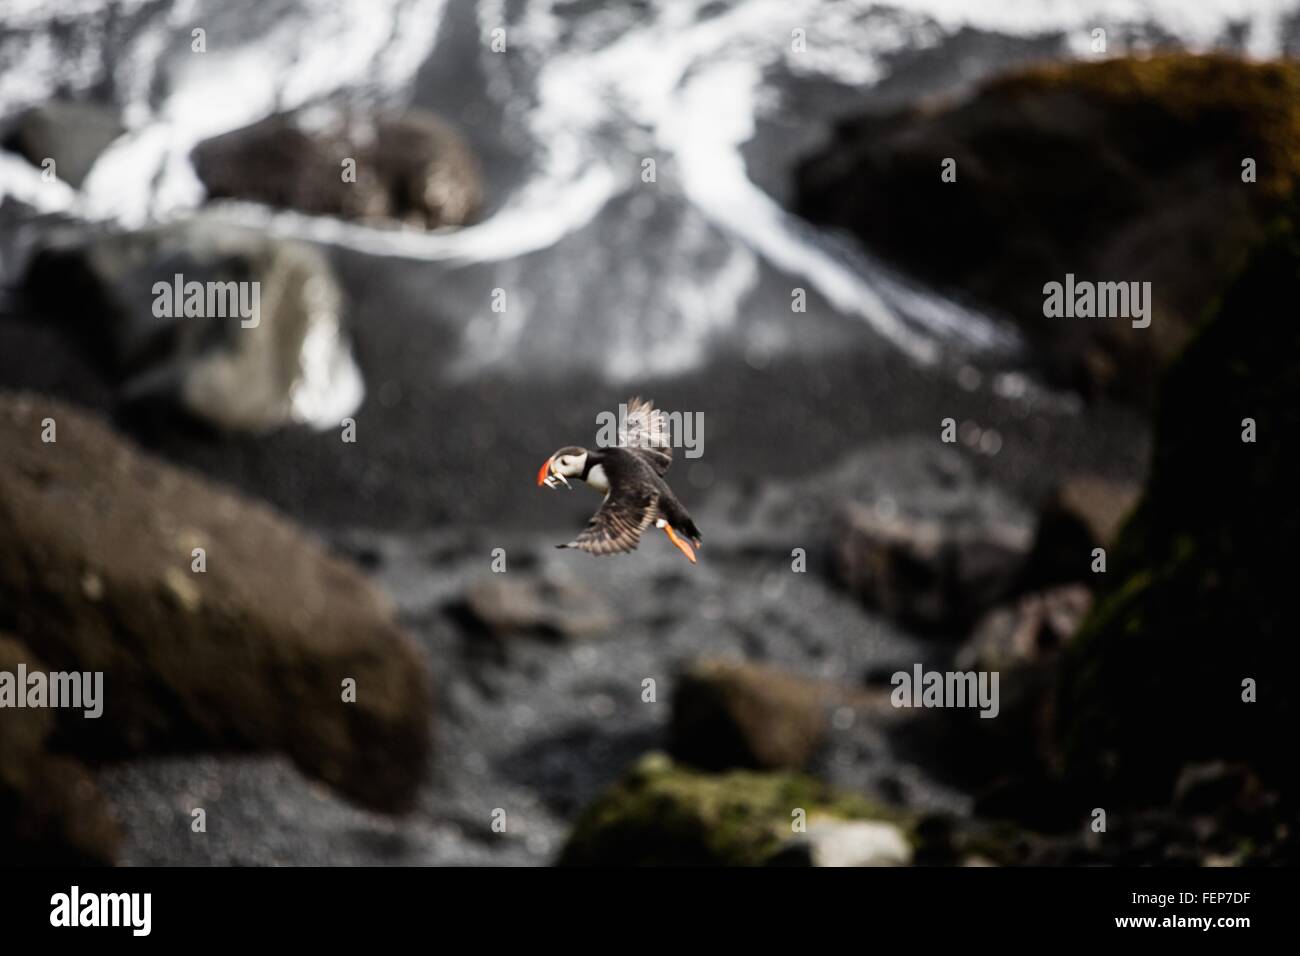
[796, 54, 1300, 400]
[559, 752, 908, 866]
[985, 56, 1300, 200]
[1053, 216, 1300, 804]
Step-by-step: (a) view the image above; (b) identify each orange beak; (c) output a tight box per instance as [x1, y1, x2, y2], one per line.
[537, 458, 553, 487]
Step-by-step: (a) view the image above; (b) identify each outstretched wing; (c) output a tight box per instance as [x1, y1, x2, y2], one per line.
[618, 396, 672, 476]
[560, 485, 659, 555]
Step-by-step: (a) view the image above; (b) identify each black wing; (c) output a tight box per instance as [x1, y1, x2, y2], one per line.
[560, 484, 659, 555]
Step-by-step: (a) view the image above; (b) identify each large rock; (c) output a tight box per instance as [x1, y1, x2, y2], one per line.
[559, 752, 909, 866]
[833, 495, 1033, 631]
[449, 572, 616, 642]
[192, 109, 482, 228]
[797, 55, 1300, 400]
[936, 585, 1092, 811]
[956, 585, 1093, 674]
[2, 100, 124, 188]
[1054, 218, 1300, 806]
[0, 633, 120, 865]
[0, 392, 432, 812]
[669, 659, 830, 771]
[23, 219, 363, 432]
[1172, 762, 1261, 817]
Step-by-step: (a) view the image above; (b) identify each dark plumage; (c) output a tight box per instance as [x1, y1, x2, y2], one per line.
[537, 398, 702, 563]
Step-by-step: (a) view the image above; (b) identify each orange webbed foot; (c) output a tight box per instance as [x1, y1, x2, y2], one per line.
[662, 522, 698, 564]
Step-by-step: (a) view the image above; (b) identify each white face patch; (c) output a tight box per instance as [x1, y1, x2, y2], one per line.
[586, 463, 610, 495]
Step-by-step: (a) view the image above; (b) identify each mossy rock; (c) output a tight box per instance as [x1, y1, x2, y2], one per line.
[796, 54, 1300, 400]
[559, 753, 909, 866]
[1054, 217, 1300, 804]
[984, 56, 1300, 202]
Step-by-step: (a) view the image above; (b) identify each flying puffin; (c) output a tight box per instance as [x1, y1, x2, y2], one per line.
[537, 397, 703, 564]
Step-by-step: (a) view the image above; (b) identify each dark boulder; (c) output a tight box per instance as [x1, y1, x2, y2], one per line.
[797, 55, 1300, 400]
[956, 585, 1093, 674]
[669, 658, 831, 771]
[0, 633, 121, 865]
[1020, 476, 1140, 590]
[1053, 217, 1300, 806]
[935, 586, 1093, 820]
[833, 492, 1033, 632]
[0, 391, 433, 813]
[899, 586, 1091, 826]
[192, 109, 482, 228]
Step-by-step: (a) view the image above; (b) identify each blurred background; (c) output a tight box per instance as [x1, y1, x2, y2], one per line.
[0, 0, 1297, 866]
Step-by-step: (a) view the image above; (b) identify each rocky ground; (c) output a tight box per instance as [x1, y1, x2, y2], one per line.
[2, 49, 1297, 867]
[0, 333, 1155, 865]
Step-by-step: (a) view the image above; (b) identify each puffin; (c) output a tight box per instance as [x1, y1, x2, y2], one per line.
[537, 397, 703, 564]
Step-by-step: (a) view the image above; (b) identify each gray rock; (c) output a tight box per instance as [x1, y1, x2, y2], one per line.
[451, 572, 616, 641]
[23, 219, 363, 432]
[3, 100, 124, 188]
[956, 585, 1093, 672]
[192, 108, 482, 228]
[833, 494, 1033, 631]
[931, 586, 1092, 805]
